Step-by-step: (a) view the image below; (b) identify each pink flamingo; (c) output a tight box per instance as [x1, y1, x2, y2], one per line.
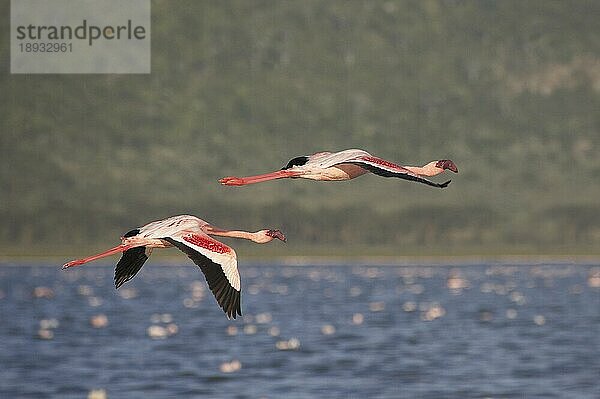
[62, 215, 286, 319]
[220, 149, 458, 188]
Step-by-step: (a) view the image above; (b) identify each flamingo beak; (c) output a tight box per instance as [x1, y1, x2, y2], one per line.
[436, 160, 458, 173]
[267, 229, 286, 242]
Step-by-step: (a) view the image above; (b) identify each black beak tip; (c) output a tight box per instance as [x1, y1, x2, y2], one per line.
[447, 161, 458, 173]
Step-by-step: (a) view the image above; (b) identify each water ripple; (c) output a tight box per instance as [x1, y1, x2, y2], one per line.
[0, 263, 598, 398]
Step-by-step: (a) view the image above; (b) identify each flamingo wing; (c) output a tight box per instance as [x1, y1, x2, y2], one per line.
[114, 247, 153, 289]
[163, 233, 241, 319]
[113, 228, 151, 289]
[344, 155, 451, 188]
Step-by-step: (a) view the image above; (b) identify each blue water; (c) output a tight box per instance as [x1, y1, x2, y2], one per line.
[0, 262, 598, 398]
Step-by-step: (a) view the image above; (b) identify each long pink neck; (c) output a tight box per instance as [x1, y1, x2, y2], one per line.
[208, 229, 259, 242]
[403, 163, 441, 177]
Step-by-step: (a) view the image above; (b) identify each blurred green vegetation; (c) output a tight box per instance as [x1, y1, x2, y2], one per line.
[1, 0, 599, 256]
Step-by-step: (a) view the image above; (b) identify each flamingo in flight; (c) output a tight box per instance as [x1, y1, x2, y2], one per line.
[220, 149, 458, 188]
[62, 215, 286, 319]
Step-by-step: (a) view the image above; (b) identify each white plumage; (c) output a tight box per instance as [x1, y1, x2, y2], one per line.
[63, 215, 286, 319]
[220, 148, 458, 188]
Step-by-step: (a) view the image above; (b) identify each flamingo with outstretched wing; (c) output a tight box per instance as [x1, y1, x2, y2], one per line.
[63, 215, 286, 319]
[220, 149, 458, 188]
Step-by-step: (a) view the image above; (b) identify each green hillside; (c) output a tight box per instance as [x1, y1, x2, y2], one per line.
[2, 0, 599, 256]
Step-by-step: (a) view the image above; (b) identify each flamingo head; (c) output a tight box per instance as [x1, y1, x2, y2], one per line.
[252, 229, 287, 243]
[264, 229, 287, 243]
[435, 160, 458, 173]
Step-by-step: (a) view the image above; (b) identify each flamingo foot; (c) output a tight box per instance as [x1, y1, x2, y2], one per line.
[62, 259, 85, 269]
[219, 176, 246, 186]
[220, 170, 299, 186]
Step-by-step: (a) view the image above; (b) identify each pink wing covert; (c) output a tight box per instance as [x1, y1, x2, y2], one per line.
[165, 232, 241, 319]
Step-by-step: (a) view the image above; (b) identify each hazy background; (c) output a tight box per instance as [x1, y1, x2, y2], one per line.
[2, 0, 599, 257]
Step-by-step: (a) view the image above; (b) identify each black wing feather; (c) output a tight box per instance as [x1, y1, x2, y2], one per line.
[281, 156, 309, 170]
[114, 246, 149, 289]
[123, 229, 140, 238]
[348, 162, 451, 188]
[163, 237, 242, 319]
[221, 286, 232, 312]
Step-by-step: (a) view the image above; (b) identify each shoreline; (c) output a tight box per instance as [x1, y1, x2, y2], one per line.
[2, 253, 599, 266]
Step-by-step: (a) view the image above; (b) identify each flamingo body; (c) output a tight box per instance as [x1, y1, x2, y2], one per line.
[63, 215, 286, 319]
[220, 149, 458, 188]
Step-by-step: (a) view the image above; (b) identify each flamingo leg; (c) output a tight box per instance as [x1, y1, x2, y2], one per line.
[62, 244, 132, 269]
[219, 170, 300, 186]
